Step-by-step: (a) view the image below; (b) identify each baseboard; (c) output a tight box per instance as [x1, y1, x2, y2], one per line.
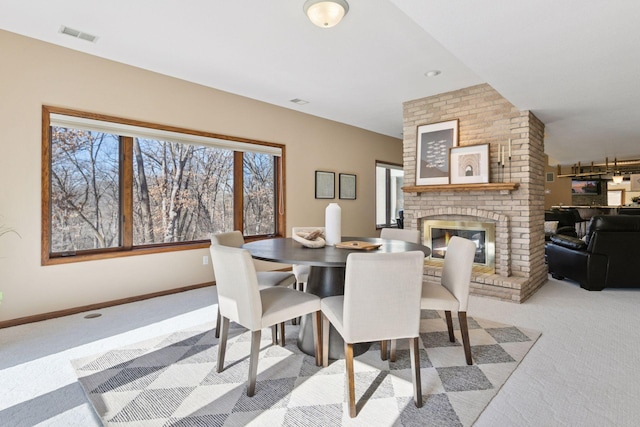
[0, 281, 215, 329]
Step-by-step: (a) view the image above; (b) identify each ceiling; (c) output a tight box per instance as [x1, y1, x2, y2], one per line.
[2, 0, 639, 165]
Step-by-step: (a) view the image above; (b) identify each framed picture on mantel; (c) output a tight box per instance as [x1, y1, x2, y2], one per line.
[449, 143, 490, 185]
[416, 119, 458, 185]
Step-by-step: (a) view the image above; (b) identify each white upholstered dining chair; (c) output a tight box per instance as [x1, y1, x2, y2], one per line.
[380, 227, 420, 244]
[321, 251, 425, 417]
[421, 235, 477, 365]
[210, 231, 296, 338]
[210, 244, 322, 396]
[379, 227, 421, 360]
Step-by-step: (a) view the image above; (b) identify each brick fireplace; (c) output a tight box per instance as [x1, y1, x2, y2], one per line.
[402, 84, 547, 303]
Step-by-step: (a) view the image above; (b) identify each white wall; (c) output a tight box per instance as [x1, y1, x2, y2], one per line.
[0, 30, 402, 322]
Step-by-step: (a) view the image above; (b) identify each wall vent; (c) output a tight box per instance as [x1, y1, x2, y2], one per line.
[59, 26, 98, 43]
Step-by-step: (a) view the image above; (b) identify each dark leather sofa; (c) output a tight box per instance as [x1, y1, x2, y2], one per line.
[546, 215, 640, 291]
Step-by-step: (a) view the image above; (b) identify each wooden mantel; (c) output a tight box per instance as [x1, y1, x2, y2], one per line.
[402, 182, 520, 193]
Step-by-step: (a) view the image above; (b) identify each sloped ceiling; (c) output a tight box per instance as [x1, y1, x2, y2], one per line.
[1, 0, 639, 165]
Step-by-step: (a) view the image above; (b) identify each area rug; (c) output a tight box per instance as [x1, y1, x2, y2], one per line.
[71, 311, 540, 426]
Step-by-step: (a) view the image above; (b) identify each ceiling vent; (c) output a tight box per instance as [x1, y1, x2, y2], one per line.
[290, 98, 309, 105]
[59, 26, 98, 43]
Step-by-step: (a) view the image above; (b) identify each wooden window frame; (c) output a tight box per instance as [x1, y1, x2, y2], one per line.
[41, 105, 286, 265]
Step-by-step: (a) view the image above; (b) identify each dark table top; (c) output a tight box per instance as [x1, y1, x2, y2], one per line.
[243, 236, 431, 267]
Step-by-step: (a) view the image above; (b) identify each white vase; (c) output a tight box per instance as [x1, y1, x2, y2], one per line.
[325, 203, 341, 246]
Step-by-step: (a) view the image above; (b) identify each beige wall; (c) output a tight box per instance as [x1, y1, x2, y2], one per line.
[0, 30, 402, 322]
[544, 158, 572, 209]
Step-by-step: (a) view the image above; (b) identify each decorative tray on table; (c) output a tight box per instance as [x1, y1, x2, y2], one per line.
[335, 241, 382, 251]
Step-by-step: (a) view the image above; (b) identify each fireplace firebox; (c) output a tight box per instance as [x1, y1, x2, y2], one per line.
[423, 219, 496, 273]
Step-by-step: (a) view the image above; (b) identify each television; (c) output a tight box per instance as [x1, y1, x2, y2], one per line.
[571, 179, 601, 195]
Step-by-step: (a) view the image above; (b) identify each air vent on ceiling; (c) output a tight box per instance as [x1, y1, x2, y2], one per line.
[290, 98, 309, 105]
[59, 26, 98, 43]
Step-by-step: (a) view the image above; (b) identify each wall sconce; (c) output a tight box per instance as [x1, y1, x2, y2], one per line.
[303, 0, 349, 28]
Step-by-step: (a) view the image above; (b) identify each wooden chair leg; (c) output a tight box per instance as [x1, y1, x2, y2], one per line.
[216, 317, 230, 373]
[312, 311, 322, 366]
[271, 325, 278, 345]
[390, 339, 397, 362]
[409, 337, 423, 408]
[279, 322, 286, 347]
[345, 342, 357, 418]
[247, 330, 262, 397]
[380, 340, 388, 361]
[215, 310, 221, 339]
[322, 314, 330, 367]
[444, 310, 455, 342]
[459, 311, 473, 365]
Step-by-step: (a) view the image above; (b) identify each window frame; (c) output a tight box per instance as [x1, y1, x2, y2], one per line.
[41, 105, 286, 265]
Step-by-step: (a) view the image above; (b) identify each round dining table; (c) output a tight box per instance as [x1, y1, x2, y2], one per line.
[243, 236, 431, 360]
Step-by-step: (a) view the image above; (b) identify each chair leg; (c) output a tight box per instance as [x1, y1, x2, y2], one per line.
[409, 337, 423, 408]
[459, 311, 473, 365]
[247, 330, 262, 397]
[271, 325, 278, 345]
[216, 316, 230, 373]
[345, 342, 357, 418]
[322, 314, 330, 367]
[444, 310, 455, 342]
[390, 339, 397, 362]
[380, 340, 388, 361]
[279, 322, 286, 347]
[215, 310, 221, 339]
[312, 311, 322, 366]
[291, 283, 299, 325]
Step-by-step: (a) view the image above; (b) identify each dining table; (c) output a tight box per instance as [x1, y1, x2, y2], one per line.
[243, 236, 431, 360]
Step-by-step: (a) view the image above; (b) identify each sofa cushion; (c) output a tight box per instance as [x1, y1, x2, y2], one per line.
[544, 221, 559, 234]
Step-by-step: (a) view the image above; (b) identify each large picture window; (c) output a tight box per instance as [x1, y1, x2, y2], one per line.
[42, 106, 284, 264]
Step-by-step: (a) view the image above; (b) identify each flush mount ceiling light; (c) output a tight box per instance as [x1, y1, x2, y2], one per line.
[303, 0, 349, 28]
[424, 70, 442, 77]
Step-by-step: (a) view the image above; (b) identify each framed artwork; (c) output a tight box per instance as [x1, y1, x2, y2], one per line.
[339, 173, 356, 199]
[315, 171, 335, 199]
[416, 119, 458, 185]
[546, 172, 555, 182]
[449, 143, 490, 184]
[631, 174, 640, 191]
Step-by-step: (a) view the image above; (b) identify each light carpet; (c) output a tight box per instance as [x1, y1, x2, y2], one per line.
[71, 310, 540, 427]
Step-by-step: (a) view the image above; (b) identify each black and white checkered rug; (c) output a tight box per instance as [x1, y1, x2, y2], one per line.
[71, 311, 540, 426]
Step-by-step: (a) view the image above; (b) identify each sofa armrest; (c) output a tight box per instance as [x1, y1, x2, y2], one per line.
[550, 234, 587, 250]
[546, 241, 589, 286]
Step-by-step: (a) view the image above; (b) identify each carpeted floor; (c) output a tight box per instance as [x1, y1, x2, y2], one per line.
[71, 310, 540, 426]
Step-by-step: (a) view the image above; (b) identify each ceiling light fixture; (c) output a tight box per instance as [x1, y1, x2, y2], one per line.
[303, 0, 349, 28]
[612, 172, 624, 184]
[424, 70, 442, 77]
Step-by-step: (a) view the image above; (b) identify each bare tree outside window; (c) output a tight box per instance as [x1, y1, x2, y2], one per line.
[50, 128, 120, 252]
[132, 139, 235, 245]
[243, 152, 275, 236]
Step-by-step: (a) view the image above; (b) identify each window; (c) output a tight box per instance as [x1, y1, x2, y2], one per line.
[42, 106, 284, 264]
[376, 161, 404, 228]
